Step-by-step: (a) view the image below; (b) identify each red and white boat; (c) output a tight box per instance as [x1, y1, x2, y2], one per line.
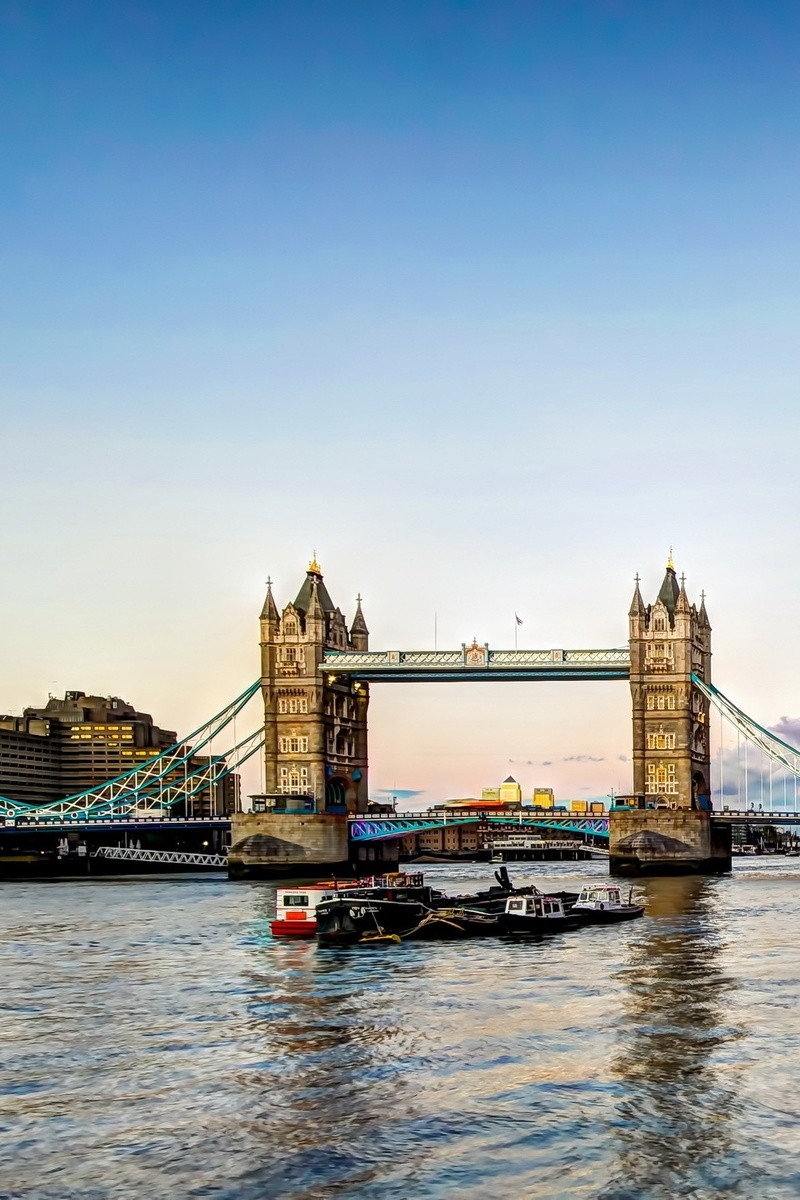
[270, 883, 339, 937]
[270, 874, 419, 937]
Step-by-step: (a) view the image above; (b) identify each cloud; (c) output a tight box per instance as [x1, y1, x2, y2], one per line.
[371, 788, 425, 801]
[563, 754, 605, 763]
[617, 754, 629, 762]
[770, 717, 800, 746]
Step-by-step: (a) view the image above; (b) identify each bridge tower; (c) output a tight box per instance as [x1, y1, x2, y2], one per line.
[259, 556, 369, 813]
[628, 554, 712, 809]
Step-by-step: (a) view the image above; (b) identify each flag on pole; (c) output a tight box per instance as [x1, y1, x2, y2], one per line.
[515, 614, 523, 625]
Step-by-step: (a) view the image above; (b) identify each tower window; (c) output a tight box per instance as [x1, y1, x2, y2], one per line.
[646, 762, 678, 793]
[647, 692, 676, 711]
[647, 731, 676, 750]
[279, 736, 308, 753]
[284, 619, 297, 636]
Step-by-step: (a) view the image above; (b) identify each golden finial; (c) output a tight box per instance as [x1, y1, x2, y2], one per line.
[308, 550, 322, 575]
[667, 545, 675, 571]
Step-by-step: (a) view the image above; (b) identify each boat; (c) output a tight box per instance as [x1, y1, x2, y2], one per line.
[270, 882, 341, 937]
[315, 872, 445, 945]
[403, 908, 502, 940]
[499, 892, 583, 935]
[447, 867, 577, 915]
[314, 867, 543, 944]
[571, 885, 644, 923]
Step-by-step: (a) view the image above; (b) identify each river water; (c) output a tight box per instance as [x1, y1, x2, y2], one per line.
[2, 860, 799, 1199]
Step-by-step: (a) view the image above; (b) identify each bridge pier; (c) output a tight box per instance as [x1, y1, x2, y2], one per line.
[609, 809, 731, 875]
[227, 811, 399, 880]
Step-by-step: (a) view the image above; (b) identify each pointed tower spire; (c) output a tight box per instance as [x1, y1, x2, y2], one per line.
[351, 592, 369, 651]
[698, 589, 711, 630]
[307, 577, 323, 618]
[657, 550, 680, 620]
[260, 576, 279, 623]
[628, 573, 646, 618]
[676, 571, 691, 614]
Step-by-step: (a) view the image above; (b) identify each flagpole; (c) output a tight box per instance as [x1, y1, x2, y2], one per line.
[514, 615, 518, 652]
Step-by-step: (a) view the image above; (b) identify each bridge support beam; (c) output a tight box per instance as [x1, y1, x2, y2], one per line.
[609, 809, 731, 876]
[227, 812, 398, 880]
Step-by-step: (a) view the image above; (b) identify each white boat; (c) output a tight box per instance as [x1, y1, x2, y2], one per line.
[571, 885, 644, 924]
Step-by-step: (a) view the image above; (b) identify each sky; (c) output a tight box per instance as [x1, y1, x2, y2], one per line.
[2, 0, 800, 807]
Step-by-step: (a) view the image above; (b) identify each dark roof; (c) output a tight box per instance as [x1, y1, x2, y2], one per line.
[657, 566, 680, 616]
[351, 598, 369, 634]
[294, 571, 335, 616]
[503, 775, 517, 784]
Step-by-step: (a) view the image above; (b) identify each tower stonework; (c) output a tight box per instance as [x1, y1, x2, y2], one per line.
[259, 557, 369, 813]
[628, 557, 712, 809]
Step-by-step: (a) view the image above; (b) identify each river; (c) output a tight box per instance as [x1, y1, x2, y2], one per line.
[2, 860, 799, 1199]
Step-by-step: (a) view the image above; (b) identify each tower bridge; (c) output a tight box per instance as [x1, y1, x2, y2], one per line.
[4, 550, 800, 879]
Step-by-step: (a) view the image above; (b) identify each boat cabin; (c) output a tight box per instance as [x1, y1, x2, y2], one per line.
[504, 894, 567, 919]
[271, 884, 337, 937]
[574, 886, 623, 909]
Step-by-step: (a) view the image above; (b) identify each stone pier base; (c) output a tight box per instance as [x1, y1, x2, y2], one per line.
[227, 812, 398, 880]
[609, 809, 732, 876]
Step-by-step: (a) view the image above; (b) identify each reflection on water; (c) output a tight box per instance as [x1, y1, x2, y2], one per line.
[2, 863, 800, 1198]
[602, 878, 746, 1198]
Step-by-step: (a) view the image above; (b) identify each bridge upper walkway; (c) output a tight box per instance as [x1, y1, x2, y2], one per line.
[322, 648, 631, 682]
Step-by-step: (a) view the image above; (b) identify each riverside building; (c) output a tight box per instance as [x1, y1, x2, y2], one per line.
[0, 691, 240, 816]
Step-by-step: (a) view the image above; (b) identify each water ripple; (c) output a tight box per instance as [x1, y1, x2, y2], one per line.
[2, 863, 800, 1197]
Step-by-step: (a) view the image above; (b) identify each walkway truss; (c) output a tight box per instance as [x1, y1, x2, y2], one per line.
[0, 682, 264, 823]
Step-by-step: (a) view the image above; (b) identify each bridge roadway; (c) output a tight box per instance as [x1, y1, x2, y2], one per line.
[2, 809, 798, 843]
[0, 816, 231, 835]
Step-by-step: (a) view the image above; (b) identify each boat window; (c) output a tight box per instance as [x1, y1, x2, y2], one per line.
[283, 895, 309, 906]
[509, 900, 524, 911]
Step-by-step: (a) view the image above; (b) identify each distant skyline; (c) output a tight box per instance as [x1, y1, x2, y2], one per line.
[3, 2, 800, 807]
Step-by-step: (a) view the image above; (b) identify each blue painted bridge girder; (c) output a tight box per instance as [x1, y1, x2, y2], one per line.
[348, 813, 610, 842]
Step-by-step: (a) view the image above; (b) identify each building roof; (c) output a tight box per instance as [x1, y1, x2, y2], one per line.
[293, 568, 335, 616]
[656, 565, 681, 617]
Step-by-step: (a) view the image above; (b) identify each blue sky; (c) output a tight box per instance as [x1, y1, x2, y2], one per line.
[3, 1, 800, 805]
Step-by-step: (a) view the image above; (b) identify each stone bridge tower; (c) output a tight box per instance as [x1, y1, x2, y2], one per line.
[629, 555, 712, 809]
[259, 556, 369, 813]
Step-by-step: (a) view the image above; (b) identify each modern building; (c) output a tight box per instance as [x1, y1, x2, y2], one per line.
[0, 716, 61, 805]
[499, 776, 522, 805]
[259, 556, 369, 812]
[0, 691, 240, 816]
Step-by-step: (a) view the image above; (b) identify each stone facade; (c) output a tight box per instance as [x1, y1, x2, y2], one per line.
[629, 559, 712, 810]
[259, 558, 369, 813]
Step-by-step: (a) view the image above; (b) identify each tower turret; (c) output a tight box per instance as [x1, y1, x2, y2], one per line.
[351, 594, 369, 652]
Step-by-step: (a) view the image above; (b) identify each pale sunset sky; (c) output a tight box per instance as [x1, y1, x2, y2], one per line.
[2, 2, 800, 807]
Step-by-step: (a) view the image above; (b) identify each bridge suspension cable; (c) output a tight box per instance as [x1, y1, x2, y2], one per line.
[0, 681, 263, 821]
[692, 674, 800, 779]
